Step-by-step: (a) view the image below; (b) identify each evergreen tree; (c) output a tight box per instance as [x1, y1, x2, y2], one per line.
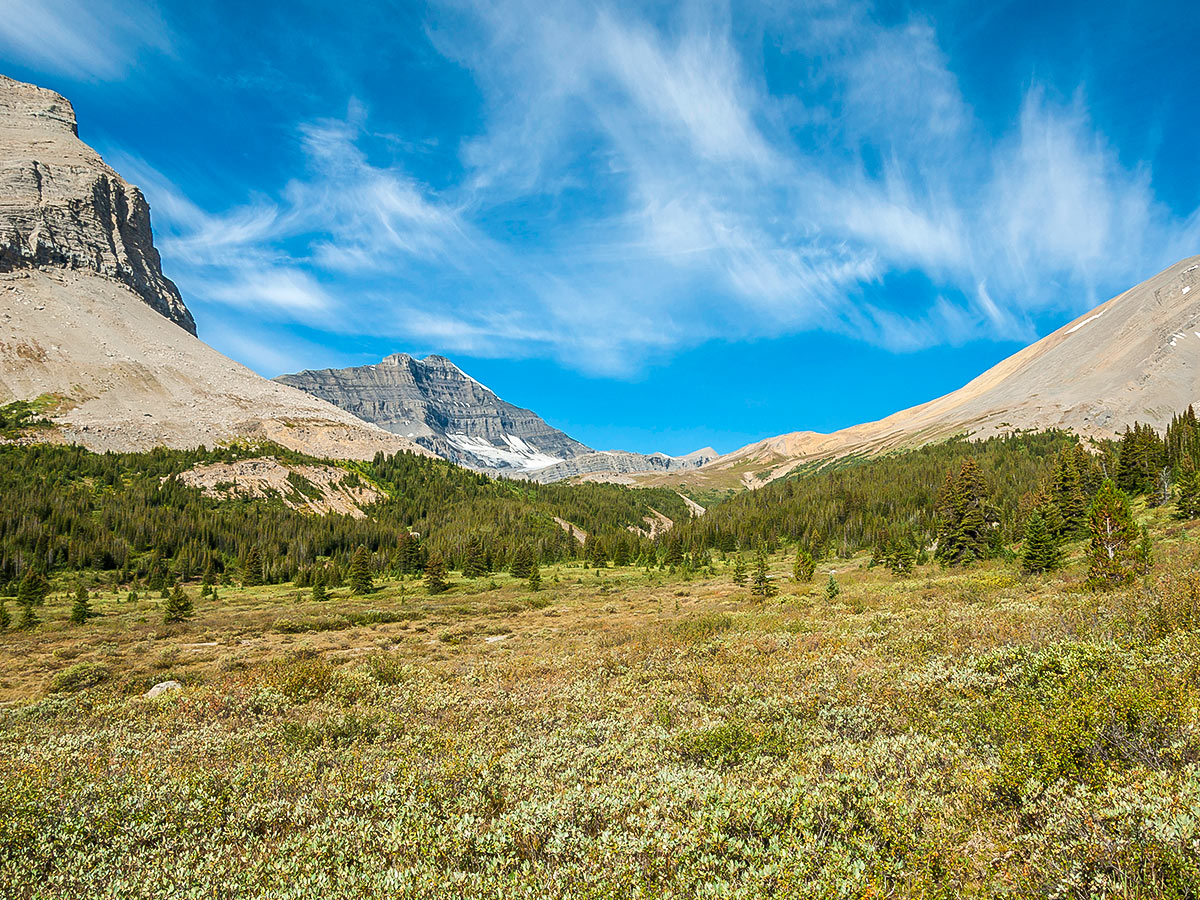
[1086, 479, 1138, 589]
[349, 546, 373, 594]
[163, 582, 193, 623]
[824, 574, 841, 600]
[1021, 509, 1062, 574]
[935, 458, 997, 566]
[0, 597, 9, 630]
[731, 553, 747, 585]
[664, 537, 685, 570]
[16, 570, 47, 628]
[528, 562, 542, 592]
[793, 548, 816, 583]
[70, 583, 92, 625]
[510, 545, 534, 579]
[425, 555, 449, 594]
[311, 567, 328, 602]
[886, 539, 917, 576]
[242, 547, 264, 587]
[1136, 524, 1154, 576]
[1175, 462, 1200, 519]
[463, 538, 488, 579]
[750, 546, 776, 599]
[1050, 450, 1088, 537]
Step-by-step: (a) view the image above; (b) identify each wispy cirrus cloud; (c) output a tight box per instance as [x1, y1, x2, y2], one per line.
[105, 0, 1200, 376]
[0, 0, 171, 81]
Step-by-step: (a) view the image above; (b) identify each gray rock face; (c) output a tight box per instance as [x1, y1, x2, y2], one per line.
[525, 448, 719, 483]
[277, 354, 591, 472]
[277, 353, 717, 480]
[144, 680, 182, 699]
[0, 75, 195, 334]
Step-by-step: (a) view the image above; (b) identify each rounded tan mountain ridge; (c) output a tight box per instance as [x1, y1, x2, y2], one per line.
[697, 255, 1200, 487]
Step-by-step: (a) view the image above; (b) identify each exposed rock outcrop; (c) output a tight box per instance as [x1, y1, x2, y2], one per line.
[0, 75, 194, 333]
[277, 353, 589, 471]
[174, 457, 383, 517]
[277, 353, 716, 480]
[0, 74, 429, 460]
[524, 447, 718, 484]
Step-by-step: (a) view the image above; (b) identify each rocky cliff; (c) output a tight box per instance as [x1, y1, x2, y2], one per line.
[277, 353, 591, 471]
[0, 75, 194, 334]
[0, 74, 428, 460]
[525, 447, 718, 484]
[277, 353, 717, 480]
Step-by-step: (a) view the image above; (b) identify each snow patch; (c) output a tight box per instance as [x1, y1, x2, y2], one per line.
[1065, 310, 1105, 334]
[445, 432, 564, 471]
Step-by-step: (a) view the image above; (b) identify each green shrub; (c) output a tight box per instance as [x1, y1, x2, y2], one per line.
[364, 653, 408, 685]
[677, 721, 788, 768]
[262, 653, 336, 702]
[48, 662, 110, 694]
[671, 612, 733, 641]
[974, 642, 1198, 805]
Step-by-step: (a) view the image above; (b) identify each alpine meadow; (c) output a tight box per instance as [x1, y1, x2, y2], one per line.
[4, 3, 1200, 899]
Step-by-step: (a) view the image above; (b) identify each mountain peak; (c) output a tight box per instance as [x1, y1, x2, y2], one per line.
[0, 74, 195, 334]
[0, 75, 77, 136]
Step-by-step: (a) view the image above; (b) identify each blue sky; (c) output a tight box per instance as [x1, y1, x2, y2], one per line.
[3, 0, 1199, 454]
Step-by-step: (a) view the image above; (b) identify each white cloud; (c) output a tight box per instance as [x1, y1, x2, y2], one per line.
[124, 0, 1200, 375]
[0, 0, 170, 81]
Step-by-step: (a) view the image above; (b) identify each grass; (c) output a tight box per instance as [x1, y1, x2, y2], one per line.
[2, 518, 1200, 897]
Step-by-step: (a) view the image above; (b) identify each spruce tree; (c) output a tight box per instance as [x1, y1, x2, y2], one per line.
[1136, 524, 1154, 576]
[425, 555, 449, 594]
[886, 539, 917, 577]
[750, 546, 776, 599]
[935, 458, 997, 566]
[463, 539, 488, 579]
[16, 570, 47, 629]
[528, 562, 542, 592]
[1021, 509, 1062, 574]
[793, 548, 816, 583]
[0, 597, 10, 630]
[1175, 463, 1200, 519]
[242, 547, 264, 587]
[1086, 479, 1138, 589]
[824, 574, 841, 600]
[163, 582, 193, 623]
[311, 568, 328, 602]
[349, 546, 373, 594]
[510, 545, 534, 580]
[732, 553, 747, 585]
[1050, 450, 1088, 537]
[70, 584, 92, 625]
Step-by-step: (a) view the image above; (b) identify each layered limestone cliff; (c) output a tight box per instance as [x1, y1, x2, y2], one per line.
[277, 353, 590, 471]
[0, 74, 427, 460]
[0, 75, 194, 333]
[278, 353, 718, 480]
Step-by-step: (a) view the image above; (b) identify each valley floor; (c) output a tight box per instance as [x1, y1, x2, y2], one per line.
[3, 515, 1200, 897]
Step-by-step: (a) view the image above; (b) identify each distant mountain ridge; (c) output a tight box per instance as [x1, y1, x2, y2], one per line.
[276, 353, 717, 480]
[679, 255, 1200, 489]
